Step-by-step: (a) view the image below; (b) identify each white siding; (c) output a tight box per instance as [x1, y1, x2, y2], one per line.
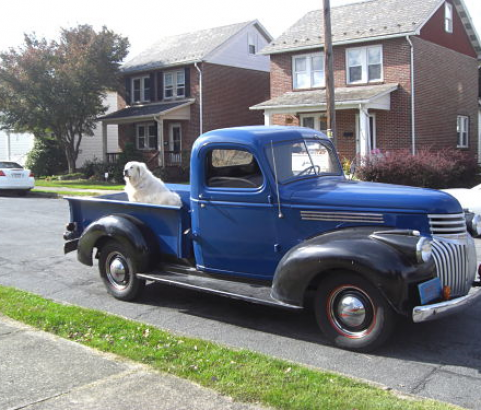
[0, 130, 34, 165]
[75, 92, 119, 168]
[205, 22, 271, 72]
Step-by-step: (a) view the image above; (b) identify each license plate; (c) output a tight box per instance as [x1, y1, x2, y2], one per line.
[12, 173, 23, 178]
[418, 277, 442, 305]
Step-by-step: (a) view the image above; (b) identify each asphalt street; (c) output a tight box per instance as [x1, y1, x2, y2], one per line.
[1, 195, 481, 409]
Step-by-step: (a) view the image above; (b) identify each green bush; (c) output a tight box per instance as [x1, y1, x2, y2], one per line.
[356, 149, 480, 189]
[25, 138, 68, 177]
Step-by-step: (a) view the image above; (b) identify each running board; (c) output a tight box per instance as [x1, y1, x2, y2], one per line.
[136, 269, 302, 310]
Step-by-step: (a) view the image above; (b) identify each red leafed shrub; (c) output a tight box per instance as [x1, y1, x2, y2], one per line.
[356, 149, 480, 189]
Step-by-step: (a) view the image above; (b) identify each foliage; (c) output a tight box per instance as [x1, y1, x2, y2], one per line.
[25, 137, 68, 176]
[0, 25, 129, 173]
[356, 149, 480, 189]
[0, 285, 456, 410]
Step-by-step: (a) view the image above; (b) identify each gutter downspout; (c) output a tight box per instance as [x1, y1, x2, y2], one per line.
[406, 35, 416, 155]
[194, 62, 203, 135]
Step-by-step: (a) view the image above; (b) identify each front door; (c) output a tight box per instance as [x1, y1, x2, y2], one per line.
[168, 123, 182, 165]
[192, 145, 278, 280]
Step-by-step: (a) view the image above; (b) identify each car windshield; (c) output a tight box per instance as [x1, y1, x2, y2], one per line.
[266, 139, 342, 183]
[0, 162, 23, 169]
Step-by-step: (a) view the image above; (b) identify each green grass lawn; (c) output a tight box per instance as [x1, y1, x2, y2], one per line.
[0, 285, 460, 410]
[36, 179, 124, 190]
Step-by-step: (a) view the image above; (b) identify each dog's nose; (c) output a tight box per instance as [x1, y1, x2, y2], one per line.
[124, 170, 129, 177]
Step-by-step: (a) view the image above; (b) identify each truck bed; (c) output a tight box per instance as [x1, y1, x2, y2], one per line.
[66, 184, 192, 258]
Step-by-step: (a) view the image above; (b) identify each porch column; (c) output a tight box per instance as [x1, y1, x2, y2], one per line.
[358, 105, 370, 157]
[156, 117, 164, 167]
[264, 112, 272, 126]
[101, 122, 108, 162]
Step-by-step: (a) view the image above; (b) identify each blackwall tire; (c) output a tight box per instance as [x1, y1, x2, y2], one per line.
[98, 241, 145, 301]
[314, 273, 396, 352]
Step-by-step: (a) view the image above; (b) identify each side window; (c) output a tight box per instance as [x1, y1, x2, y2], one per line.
[206, 149, 263, 188]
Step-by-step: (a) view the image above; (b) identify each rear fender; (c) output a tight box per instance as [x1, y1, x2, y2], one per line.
[77, 214, 158, 272]
[272, 227, 435, 314]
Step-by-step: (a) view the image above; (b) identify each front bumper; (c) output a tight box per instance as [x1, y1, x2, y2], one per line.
[412, 284, 481, 323]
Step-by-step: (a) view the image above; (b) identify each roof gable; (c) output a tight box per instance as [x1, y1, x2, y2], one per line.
[261, 0, 480, 59]
[122, 21, 261, 74]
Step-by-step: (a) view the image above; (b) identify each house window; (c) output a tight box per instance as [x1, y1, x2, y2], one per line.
[248, 33, 257, 55]
[293, 53, 324, 89]
[445, 2, 454, 33]
[301, 115, 328, 133]
[457, 116, 469, 148]
[131, 76, 151, 103]
[164, 70, 185, 99]
[136, 123, 157, 150]
[346, 45, 383, 84]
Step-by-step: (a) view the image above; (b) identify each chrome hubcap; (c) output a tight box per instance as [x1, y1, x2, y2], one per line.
[328, 286, 375, 338]
[106, 253, 130, 290]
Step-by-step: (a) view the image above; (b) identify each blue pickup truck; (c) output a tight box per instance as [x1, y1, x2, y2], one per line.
[64, 126, 481, 351]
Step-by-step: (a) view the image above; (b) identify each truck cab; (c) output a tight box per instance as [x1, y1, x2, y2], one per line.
[64, 126, 481, 351]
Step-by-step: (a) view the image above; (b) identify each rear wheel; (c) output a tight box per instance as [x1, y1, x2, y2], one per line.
[314, 273, 396, 352]
[98, 241, 145, 301]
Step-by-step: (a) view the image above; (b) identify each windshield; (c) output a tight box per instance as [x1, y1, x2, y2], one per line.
[0, 162, 23, 169]
[267, 139, 342, 183]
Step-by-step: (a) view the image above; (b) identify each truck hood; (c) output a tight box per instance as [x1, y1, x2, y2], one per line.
[285, 178, 462, 214]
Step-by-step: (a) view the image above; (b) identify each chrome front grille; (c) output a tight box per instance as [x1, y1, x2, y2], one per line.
[428, 214, 476, 297]
[428, 213, 467, 236]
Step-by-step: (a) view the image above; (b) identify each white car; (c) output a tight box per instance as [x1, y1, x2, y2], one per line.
[443, 184, 481, 214]
[0, 161, 35, 195]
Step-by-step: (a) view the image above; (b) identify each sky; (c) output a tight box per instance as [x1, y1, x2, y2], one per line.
[0, 0, 480, 60]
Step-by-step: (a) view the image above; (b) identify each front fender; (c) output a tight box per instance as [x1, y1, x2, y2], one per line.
[272, 227, 436, 314]
[77, 214, 158, 272]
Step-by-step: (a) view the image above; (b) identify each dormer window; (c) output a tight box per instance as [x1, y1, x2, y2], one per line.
[131, 76, 151, 104]
[293, 53, 325, 89]
[445, 2, 453, 33]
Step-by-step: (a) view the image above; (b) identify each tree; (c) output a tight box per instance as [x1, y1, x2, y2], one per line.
[0, 25, 129, 173]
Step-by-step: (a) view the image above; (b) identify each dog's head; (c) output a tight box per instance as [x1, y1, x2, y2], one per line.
[124, 161, 148, 186]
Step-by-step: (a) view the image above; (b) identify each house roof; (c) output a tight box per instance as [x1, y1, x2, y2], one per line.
[251, 83, 399, 110]
[261, 0, 481, 59]
[122, 21, 270, 74]
[98, 100, 194, 124]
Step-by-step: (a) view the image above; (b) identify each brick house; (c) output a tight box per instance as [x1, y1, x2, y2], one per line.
[251, 0, 481, 162]
[99, 21, 271, 170]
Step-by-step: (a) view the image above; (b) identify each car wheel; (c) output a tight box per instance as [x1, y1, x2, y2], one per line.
[314, 273, 396, 352]
[98, 241, 145, 301]
[17, 190, 29, 197]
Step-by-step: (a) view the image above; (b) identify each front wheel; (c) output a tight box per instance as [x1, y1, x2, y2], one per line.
[314, 273, 396, 352]
[98, 241, 145, 301]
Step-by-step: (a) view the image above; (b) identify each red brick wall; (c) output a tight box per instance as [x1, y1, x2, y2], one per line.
[268, 38, 413, 157]
[420, 0, 477, 59]
[413, 36, 479, 157]
[201, 63, 270, 132]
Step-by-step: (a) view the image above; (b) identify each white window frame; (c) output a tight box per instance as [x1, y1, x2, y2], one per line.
[445, 2, 454, 34]
[136, 122, 157, 151]
[300, 114, 328, 133]
[346, 45, 383, 84]
[164, 70, 185, 100]
[292, 52, 325, 90]
[131, 75, 151, 104]
[457, 115, 469, 148]
[248, 33, 258, 55]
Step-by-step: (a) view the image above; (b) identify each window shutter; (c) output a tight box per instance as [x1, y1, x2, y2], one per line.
[150, 72, 156, 101]
[157, 72, 164, 101]
[184, 66, 191, 97]
[125, 77, 131, 104]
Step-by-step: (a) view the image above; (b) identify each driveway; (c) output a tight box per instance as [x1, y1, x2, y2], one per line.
[1, 195, 481, 409]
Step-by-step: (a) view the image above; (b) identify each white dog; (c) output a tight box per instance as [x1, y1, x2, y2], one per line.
[123, 161, 182, 206]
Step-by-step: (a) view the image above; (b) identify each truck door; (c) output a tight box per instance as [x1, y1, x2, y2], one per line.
[192, 145, 278, 279]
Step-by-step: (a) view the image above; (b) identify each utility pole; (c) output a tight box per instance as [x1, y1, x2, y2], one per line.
[323, 0, 337, 147]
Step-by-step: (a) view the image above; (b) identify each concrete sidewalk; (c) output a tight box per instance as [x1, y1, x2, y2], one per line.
[0, 316, 267, 410]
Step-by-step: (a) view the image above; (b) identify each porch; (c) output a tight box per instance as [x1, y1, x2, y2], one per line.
[251, 83, 399, 158]
[98, 99, 195, 168]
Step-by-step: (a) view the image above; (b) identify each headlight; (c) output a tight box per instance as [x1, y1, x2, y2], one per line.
[468, 214, 481, 237]
[416, 237, 433, 263]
